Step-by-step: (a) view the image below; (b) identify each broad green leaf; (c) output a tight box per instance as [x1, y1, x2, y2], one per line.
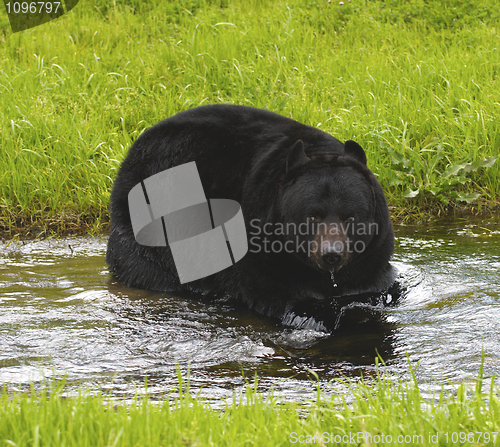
[437, 194, 449, 206]
[391, 152, 409, 167]
[389, 179, 404, 186]
[450, 192, 481, 203]
[438, 176, 470, 188]
[462, 156, 497, 173]
[442, 162, 468, 178]
[428, 185, 441, 195]
[484, 155, 497, 167]
[403, 188, 419, 198]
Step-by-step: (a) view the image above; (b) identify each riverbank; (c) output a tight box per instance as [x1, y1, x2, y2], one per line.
[1, 205, 500, 239]
[1, 364, 499, 447]
[1, 0, 499, 237]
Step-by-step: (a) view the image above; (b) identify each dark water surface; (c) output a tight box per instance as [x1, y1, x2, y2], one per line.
[1, 219, 499, 400]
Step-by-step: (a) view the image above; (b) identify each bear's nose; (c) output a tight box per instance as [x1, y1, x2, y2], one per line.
[321, 244, 342, 265]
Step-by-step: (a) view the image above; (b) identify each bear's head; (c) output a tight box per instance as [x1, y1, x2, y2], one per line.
[278, 139, 389, 276]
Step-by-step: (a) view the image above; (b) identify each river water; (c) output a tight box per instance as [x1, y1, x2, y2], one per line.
[1, 219, 499, 401]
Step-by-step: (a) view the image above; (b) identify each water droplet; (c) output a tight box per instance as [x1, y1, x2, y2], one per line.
[330, 271, 338, 288]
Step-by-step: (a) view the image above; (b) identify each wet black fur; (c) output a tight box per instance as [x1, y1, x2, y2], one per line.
[107, 105, 397, 326]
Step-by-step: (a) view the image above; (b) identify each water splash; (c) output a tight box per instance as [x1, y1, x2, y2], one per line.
[330, 271, 338, 288]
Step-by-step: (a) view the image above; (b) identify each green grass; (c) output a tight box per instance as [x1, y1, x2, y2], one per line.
[1, 0, 499, 233]
[1, 363, 500, 446]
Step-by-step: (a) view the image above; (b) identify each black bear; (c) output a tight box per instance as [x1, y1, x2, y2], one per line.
[107, 105, 397, 330]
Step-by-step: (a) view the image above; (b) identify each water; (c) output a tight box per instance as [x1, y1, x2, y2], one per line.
[330, 271, 338, 288]
[1, 219, 499, 401]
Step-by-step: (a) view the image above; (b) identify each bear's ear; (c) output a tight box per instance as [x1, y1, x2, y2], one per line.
[344, 140, 367, 165]
[286, 139, 310, 173]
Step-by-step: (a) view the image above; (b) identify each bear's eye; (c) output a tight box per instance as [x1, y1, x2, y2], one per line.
[308, 216, 320, 223]
[345, 216, 355, 223]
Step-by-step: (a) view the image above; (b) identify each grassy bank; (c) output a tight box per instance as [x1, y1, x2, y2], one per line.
[1, 0, 499, 235]
[1, 365, 499, 446]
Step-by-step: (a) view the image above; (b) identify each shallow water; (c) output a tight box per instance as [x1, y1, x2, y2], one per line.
[1, 219, 499, 400]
